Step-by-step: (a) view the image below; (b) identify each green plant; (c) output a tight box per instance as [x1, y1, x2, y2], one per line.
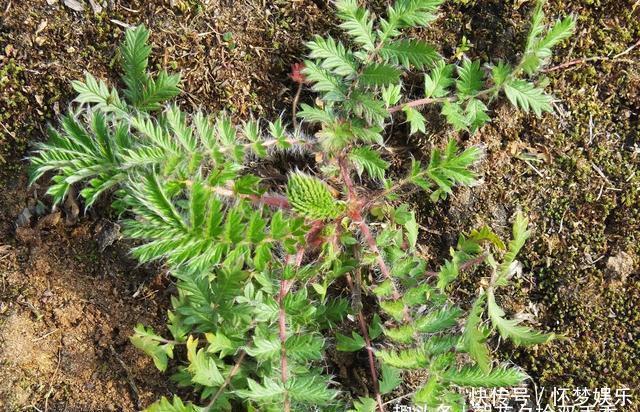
[29, 1, 574, 411]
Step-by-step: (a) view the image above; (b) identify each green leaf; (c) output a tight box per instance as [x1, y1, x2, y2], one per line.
[380, 39, 439, 69]
[298, 104, 336, 124]
[383, 324, 415, 343]
[336, 331, 366, 352]
[441, 101, 470, 131]
[235, 377, 285, 401]
[491, 61, 512, 87]
[379, 364, 402, 394]
[426, 139, 482, 198]
[414, 306, 462, 333]
[336, 0, 377, 51]
[442, 365, 527, 387]
[349, 147, 389, 181]
[245, 334, 280, 361]
[538, 16, 576, 53]
[456, 59, 484, 97]
[414, 376, 443, 407]
[130, 324, 174, 372]
[465, 98, 490, 132]
[137, 71, 181, 111]
[287, 374, 338, 404]
[72, 73, 126, 113]
[425, 60, 454, 98]
[307, 36, 357, 76]
[376, 336, 456, 369]
[349, 397, 377, 412]
[503, 79, 553, 117]
[120, 25, 151, 105]
[361, 64, 402, 86]
[497, 211, 530, 284]
[373, 279, 394, 297]
[487, 289, 555, 346]
[270, 210, 288, 239]
[286, 334, 324, 361]
[380, 299, 405, 321]
[186, 336, 224, 387]
[302, 61, 346, 101]
[381, 84, 402, 107]
[403, 106, 426, 135]
[286, 172, 346, 220]
[404, 212, 418, 249]
[144, 396, 201, 412]
[461, 294, 491, 372]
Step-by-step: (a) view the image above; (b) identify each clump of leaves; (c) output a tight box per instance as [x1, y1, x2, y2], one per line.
[30, 1, 573, 411]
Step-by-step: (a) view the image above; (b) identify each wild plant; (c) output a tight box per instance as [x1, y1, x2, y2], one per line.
[29, 1, 574, 410]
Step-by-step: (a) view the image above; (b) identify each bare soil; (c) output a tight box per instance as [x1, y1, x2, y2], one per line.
[0, 0, 638, 411]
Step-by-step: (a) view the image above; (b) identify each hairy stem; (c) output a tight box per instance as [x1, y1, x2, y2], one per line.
[338, 155, 411, 323]
[278, 277, 291, 412]
[388, 88, 494, 114]
[292, 82, 303, 129]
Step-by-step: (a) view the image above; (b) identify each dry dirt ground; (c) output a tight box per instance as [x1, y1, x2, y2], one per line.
[0, 0, 639, 411]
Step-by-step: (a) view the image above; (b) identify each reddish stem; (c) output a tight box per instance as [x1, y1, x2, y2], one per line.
[248, 193, 290, 209]
[337, 157, 412, 319]
[278, 277, 291, 412]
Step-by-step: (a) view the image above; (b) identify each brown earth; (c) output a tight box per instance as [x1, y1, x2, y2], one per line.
[0, 0, 639, 411]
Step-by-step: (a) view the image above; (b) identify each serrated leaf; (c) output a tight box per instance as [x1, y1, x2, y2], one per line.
[465, 98, 490, 132]
[497, 211, 530, 284]
[349, 397, 377, 412]
[425, 60, 454, 98]
[503, 79, 553, 117]
[307, 35, 357, 77]
[120, 25, 151, 105]
[336, 331, 366, 352]
[415, 306, 461, 333]
[414, 376, 443, 407]
[461, 294, 491, 372]
[361, 64, 402, 86]
[245, 334, 280, 361]
[286, 172, 345, 220]
[144, 396, 200, 412]
[349, 147, 389, 181]
[302, 61, 346, 101]
[403, 106, 426, 135]
[286, 334, 324, 361]
[298, 103, 336, 124]
[538, 16, 576, 53]
[379, 364, 402, 395]
[380, 39, 439, 69]
[456, 59, 484, 97]
[487, 289, 555, 346]
[404, 211, 418, 249]
[186, 336, 224, 387]
[235, 377, 285, 401]
[336, 0, 377, 51]
[287, 374, 338, 404]
[443, 365, 527, 387]
[491, 61, 512, 87]
[427, 139, 481, 197]
[130, 324, 174, 372]
[380, 299, 405, 321]
[441, 101, 470, 131]
[381, 84, 402, 107]
[383, 324, 415, 343]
